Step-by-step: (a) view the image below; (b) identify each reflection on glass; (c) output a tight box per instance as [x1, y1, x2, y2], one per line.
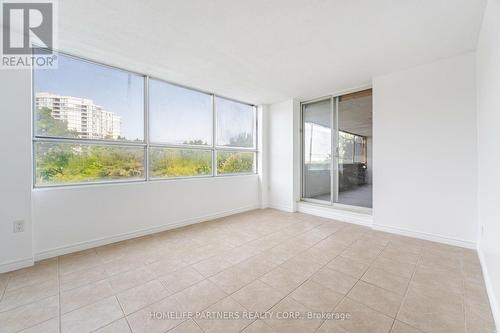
[216, 97, 255, 148]
[149, 147, 212, 178]
[337, 90, 372, 208]
[217, 151, 254, 174]
[35, 142, 145, 185]
[149, 80, 212, 145]
[34, 53, 144, 141]
[303, 99, 332, 202]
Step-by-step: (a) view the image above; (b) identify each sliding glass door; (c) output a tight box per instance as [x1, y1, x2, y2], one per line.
[302, 89, 373, 209]
[302, 99, 333, 202]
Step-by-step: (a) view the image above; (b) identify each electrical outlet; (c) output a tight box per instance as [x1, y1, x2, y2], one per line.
[481, 225, 485, 239]
[13, 220, 24, 233]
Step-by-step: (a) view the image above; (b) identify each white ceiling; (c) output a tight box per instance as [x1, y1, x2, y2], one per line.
[58, 0, 485, 105]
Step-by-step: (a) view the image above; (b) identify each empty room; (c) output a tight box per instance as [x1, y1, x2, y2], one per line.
[0, 0, 499, 332]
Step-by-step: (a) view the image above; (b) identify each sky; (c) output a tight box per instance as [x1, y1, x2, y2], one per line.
[35, 53, 144, 140]
[35, 52, 255, 145]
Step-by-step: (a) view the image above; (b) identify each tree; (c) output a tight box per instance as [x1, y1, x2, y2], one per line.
[218, 152, 253, 174]
[35, 107, 79, 137]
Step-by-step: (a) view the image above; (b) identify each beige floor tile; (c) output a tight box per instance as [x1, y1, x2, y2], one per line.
[241, 319, 276, 333]
[209, 267, 253, 294]
[59, 249, 101, 275]
[300, 243, 343, 265]
[107, 266, 156, 293]
[464, 280, 491, 306]
[178, 244, 223, 265]
[316, 320, 350, 332]
[231, 256, 277, 281]
[0, 277, 59, 312]
[60, 264, 108, 292]
[407, 281, 463, 310]
[232, 280, 286, 313]
[195, 296, 253, 333]
[280, 255, 323, 278]
[334, 298, 394, 333]
[347, 281, 403, 318]
[290, 280, 344, 312]
[418, 251, 462, 272]
[0, 295, 58, 333]
[94, 318, 131, 333]
[371, 257, 416, 279]
[6, 259, 57, 282]
[264, 297, 323, 333]
[411, 265, 463, 295]
[61, 296, 123, 333]
[6, 266, 57, 292]
[158, 266, 205, 294]
[259, 267, 308, 294]
[126, 295, 185, 333]
[18, 317, 59, 333]
[95, 243, 129, 264]
[397, 287, 465, 333]
[170, 319, 203, 333]
[465, 301, 496, 333]
[341, 247, 380, 265]
[260, 245, 297, 265]
[61, 279, 114, 314]
[173, 280, 227, 312]
[311, 267, 358, 295]
[390, 320, 423, 333]
[146, 257, 188, 277]
[327, 255, 370, 279]
[379, 247, 420, 265]
[220, 244, 263, 264]
[117, 279, 170, 315]
[0, 210, 494, 333]
[191, 256, 233, 277]
[104, 256, 145, 276]
[361, 267, 410, 296]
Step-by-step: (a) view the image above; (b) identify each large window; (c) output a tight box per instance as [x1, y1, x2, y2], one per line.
[149, 79, 212, 145]
[33, 51, 257, 187]
[215, 96, 256, 175]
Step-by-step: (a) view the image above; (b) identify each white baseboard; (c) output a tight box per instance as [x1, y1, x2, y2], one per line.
[294, 201, 476, 249]
[268, 202, 295, 213]
[373, 223, 476, 249]
[0, 257, 34, 274]
[477, 247, 500, 331]
[296, 202, 372, 227]
[34, 204, 260, 261]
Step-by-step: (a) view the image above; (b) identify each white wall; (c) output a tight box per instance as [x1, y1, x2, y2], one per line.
[373, 52, 478, 247]
[476, 0, 500, 325]
[268, 99, 300, 212]
[0, 68, 34, 272]
[32, 176, 259, 258]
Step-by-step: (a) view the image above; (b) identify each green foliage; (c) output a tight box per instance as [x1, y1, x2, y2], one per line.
[35, 107, 79, 137]
[150, 149, 212, 178]
[36, 144, 144, 185]
[35, 112, 254, 185]
[217, 152, 254, 174]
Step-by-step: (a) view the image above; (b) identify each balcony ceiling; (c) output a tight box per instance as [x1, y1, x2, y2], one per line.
[58, 0, 485, 105]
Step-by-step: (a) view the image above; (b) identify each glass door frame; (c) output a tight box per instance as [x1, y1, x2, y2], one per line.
[300, 90, 373, 214]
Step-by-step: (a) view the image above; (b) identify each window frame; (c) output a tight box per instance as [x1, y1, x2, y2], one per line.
[32, 49, 258, 188]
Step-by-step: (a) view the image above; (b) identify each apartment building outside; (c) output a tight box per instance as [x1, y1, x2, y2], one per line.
[35, 92, 121, 139]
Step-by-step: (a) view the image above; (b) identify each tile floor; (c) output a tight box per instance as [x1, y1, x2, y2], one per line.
[0, 209, 496, 333]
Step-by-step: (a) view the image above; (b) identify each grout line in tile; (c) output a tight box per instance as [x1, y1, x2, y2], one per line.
[391, 238, 424, 332]
[312, 232, 392, 332]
